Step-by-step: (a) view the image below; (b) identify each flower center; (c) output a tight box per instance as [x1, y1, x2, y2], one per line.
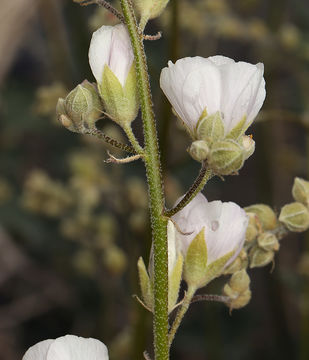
[211, 220, 219, 231]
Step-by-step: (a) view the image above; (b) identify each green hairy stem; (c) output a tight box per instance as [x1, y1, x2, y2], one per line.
[119, 1, 169, 359]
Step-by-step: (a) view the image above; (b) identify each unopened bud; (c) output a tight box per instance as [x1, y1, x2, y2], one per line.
[249, 246, 274, 268]
[257, 232, 279, 251]
[208, 139, 244, 175]
[245, 204, 277, 231]
[245, 212, 260, 243]
[229, 289, 251, 310]
[229, 269, 250, 293]
[189, 140, 209, 162]
[279, 202, 309, 232]
[134, 0, 169, 26]
[241, 135, 255, 160]
[57, 80, 102, 133]
[292, 177, 309, 206]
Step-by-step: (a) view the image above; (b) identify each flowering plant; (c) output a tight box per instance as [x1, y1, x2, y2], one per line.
[23, 1, 309, 359]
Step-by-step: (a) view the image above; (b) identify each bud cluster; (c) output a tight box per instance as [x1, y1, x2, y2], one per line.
[188, 111, 255, 175]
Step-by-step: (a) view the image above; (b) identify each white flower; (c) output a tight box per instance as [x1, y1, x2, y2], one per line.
[23, 335, 108, 360]
[160, 55, 266, 136]
[89, 24, 134, 87]
[172, 193, 248, 267]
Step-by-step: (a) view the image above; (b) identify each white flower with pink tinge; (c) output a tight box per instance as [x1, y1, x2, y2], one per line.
[160, 55, 266, 136]
[22, 335, 109, 360]
[172, 193, 248, 268]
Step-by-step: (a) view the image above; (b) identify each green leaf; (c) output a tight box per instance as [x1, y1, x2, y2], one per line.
[184, 228, 208, 289]
[137, 257, 153, 310]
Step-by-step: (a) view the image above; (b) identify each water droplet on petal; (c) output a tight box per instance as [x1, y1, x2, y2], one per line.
[211, 220, 219, 231]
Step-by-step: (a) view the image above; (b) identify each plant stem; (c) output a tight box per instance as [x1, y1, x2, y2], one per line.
[119, 1, 169, 360]
[123, 124, 145, 154]
[165, 164, 213, 217]
[169, 285, 196, 347]
[86, 128, 137, 153]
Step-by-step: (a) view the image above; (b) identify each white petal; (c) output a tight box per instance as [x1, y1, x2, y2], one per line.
[89, 25, 113, 83]
[203, 201, 248, 264]
[47, 335, 108, 360]
[207, 55, 235, 66]
[172, 193, 209, 253]
[160, 57, 221, 133]
[23, 339, 54, 360]
[181, 62, 221, 131]
[219, 61, 265, 133]
[167, 220, 177, 273]
[108, 24, 134, 86]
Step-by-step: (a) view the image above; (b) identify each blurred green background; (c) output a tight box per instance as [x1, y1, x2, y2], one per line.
[1, 0, 309, 359]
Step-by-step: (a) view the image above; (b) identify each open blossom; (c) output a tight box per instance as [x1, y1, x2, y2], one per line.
[89, 24, 134, 87]
[172, 193, 248, 268]
[23, 335, 108, 360]
[160, 55, 266, 136]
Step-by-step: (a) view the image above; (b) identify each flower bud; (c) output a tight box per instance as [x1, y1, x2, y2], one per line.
[257, 232, 279, 251]
[241, 135, 255, 160]
[56, 80, 102, 133]
[89, 24, 139, 127]
[223, 270, 251, 310]
[229, 269, 250, 293]
[223, 249, 248, 275]
[208, 139, 244, 175]
[196, 111, 224, 143]
[134, 0, 169, 28]
[249, 246, 274, 268]
[279, 202, 309, 232]
[245, 212, 260, 243]
[292, 177, 309, 206]
[245, 204, 277, 231]
[189, 140, 209, 162]
[228, 288, 252, 310]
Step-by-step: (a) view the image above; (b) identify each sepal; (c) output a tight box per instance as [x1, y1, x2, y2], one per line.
[196, 111, 225, 144]
[225, 115, 247, 140]
[99, 64, 139, 127]
[137, 257, 153, 311]
[183, 228, 208, 289]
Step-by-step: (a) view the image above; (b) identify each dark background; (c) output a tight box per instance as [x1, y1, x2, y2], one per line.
[1, 0, 309, 359]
